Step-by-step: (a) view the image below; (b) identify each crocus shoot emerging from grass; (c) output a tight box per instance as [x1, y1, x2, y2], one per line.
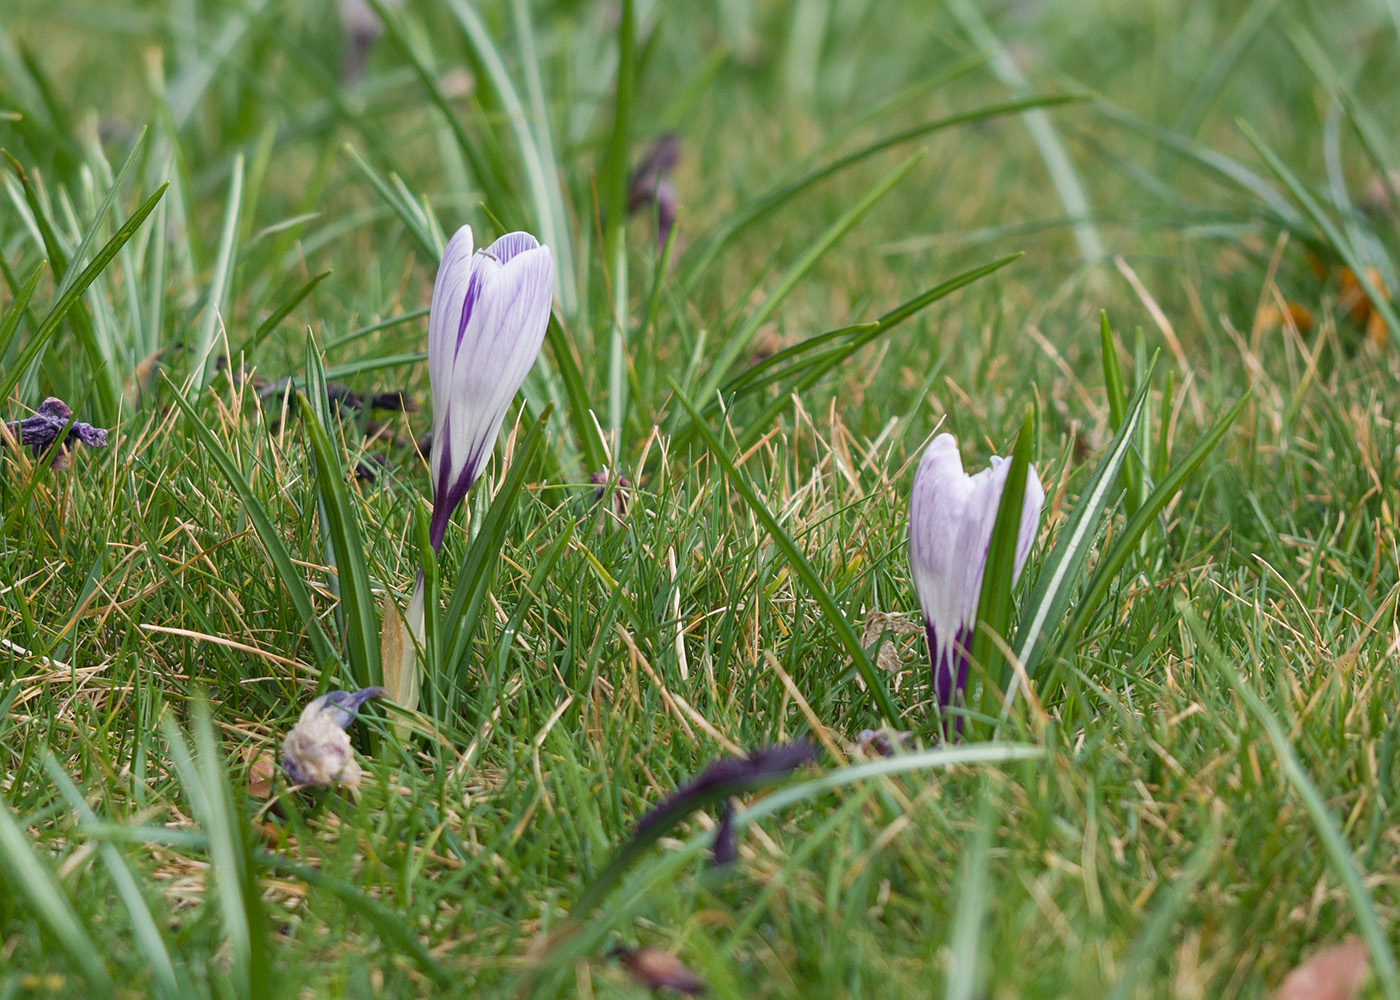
[908, 433, 1044, 729]
[282, 687, 384, 787]
[384, 227, 554, 718]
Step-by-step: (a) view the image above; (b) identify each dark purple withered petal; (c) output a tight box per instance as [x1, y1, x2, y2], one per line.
[857, 728, 913, 757]
[633, 741, 816, 847]
[354, 454, 391, 483]
[588, 470, 633, 518]
[316, 686, 385, 728]
[628, 133, 682, 250]
[712, 799, 737, 865]
[3, 397, 109, 458]
[368, 390, 416, 412]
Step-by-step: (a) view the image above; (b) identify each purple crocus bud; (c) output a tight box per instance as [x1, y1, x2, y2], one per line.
[281, 686, 384, 787]
[908, 433, 1044, 726]
[627, 133, 682, 250]
[426, 226, 554, 551]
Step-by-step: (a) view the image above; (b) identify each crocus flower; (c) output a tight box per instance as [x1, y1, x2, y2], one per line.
[384, 227, 553, 717]
[426, 226, 554, 552]
[281, 687, 384, 787]
[908, 433, 1044, 726]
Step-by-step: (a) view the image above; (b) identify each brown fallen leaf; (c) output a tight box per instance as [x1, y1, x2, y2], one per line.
[1274, 937, 1369, 1000]
[241, 747, 276, 799]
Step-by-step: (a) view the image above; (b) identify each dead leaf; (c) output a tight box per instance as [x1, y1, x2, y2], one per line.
[241, 747, 276, 798]
[1274, 938, 1369, 1000]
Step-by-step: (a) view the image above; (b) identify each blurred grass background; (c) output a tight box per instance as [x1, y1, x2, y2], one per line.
[2, 0, 1399, 996]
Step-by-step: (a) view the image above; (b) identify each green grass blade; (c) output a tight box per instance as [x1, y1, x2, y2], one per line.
[946, 787, 996, 1000]
[1009, 372, 1153, 690]
[544, 315, 606, 473]
[692, 151, 923, 405]
[682, 94, 1081, 286]
[365, 0, 510, 216]
[191, 153, 243, 390]
[673, 381, 900, 723]
[438, 0, 578, 312]
[163, 706, 270, 1000]
[1184, 609, 1400, 1000]
[0, 181, 167, 407]
[1103, 821, 1219, 1000]
[722, 253, 1023, 454]
[1096, 103, 1306, 228]
[161, 370, 337, 667]
[299, 345, 381, 688]
[0, 258, 45, 362]
[234, 268, 332, 359]
[47, 761, 181, 1000]
[0, 794, 114, 996]
[256, 851, 451, 987]
[343, 144, 439, 259]
[1058, 392, 1250, 666]
[944, 0, 1103, 264]
[440, 406, 552, 680]
[1239, 121, 1400, 343]
[970, 409, 1033, 733]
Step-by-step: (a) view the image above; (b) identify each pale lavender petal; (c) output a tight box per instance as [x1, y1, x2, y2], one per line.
[427, 225, 476, 480]
[442, 245, 554, 491]
[1013, 469, 1047, 579]
[485, 231, 540, 264]
[907, 433, 1044, 729]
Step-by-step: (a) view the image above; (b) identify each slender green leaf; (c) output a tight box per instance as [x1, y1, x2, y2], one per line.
[47, 761, 181, 1000]
[693, 151, 922, 405]
[673, 382, 900, 723]
[299, 378, 381, 687]
[1184, 609, 1400, 1000]
[161, 370, 337, 666]
[0, 182, 167, 407]
[970, 408, 1033, 733]
[0, 795, 114, 996]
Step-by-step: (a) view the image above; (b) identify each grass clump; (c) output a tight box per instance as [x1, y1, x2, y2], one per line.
[3, 0, 1400, 997]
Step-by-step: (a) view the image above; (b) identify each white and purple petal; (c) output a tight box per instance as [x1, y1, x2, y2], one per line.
[908, 433, 1045, 728]
[425, 229, 554, 550]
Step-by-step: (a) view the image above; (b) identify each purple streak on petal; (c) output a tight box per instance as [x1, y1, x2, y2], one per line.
[485, 231, 540, 264]
[428, 452, 479, 552]
[427, 226, 476, 491]
[456, 256, 492, 351]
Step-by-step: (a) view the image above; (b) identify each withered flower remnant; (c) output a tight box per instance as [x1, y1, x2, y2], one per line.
[633, 742, 816, 864]
[611, 946, 707, 996]
[281, 687, 384, 787]
[628, 132, 682, 249]
[3, 397, 108, 457]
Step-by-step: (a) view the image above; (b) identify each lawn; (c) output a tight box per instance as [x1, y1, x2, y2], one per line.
[2, 0, 1399, 997]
